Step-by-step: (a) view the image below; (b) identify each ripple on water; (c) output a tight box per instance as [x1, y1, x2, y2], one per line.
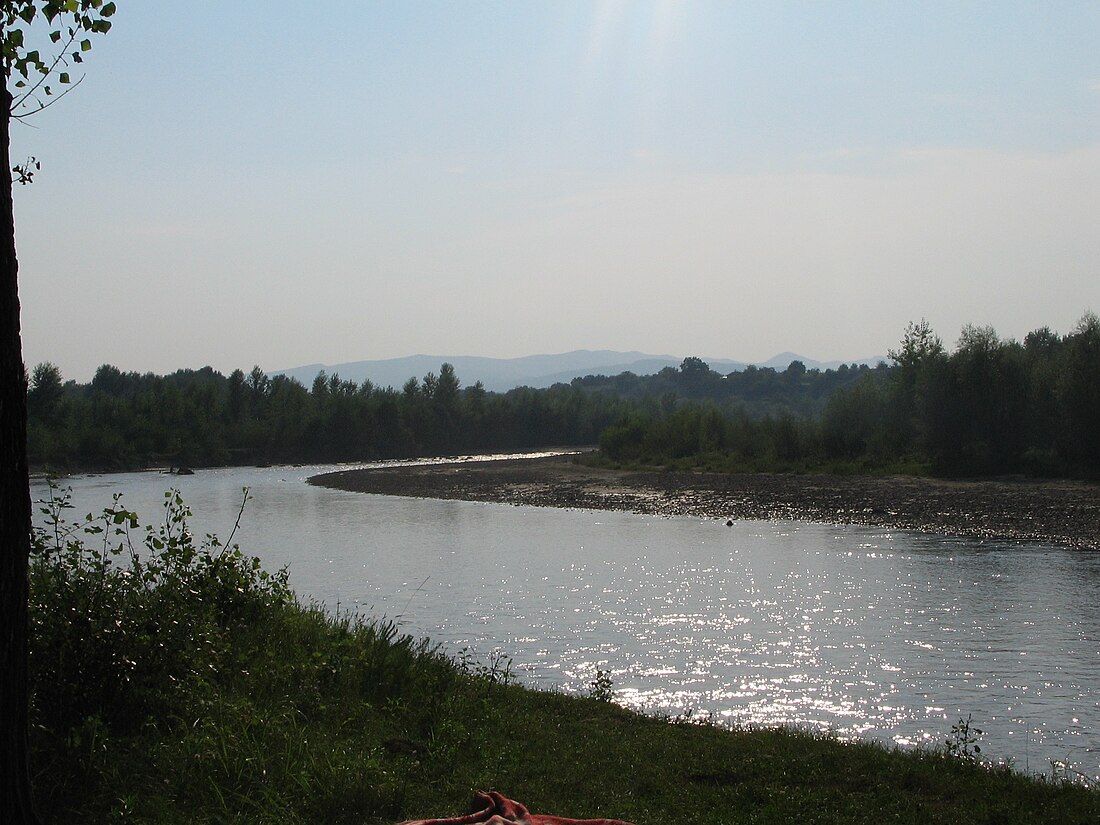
[35, 470, 1100, 781]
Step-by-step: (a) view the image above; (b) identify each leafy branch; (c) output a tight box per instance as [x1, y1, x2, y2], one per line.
[2, 0, 116, 119]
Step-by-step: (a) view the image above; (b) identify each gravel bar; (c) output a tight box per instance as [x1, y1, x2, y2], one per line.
[310, 453, 1100, 550]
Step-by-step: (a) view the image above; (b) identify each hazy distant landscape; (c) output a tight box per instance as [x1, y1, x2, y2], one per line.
[26, 311, 1100, 822]
[273, 350, 888, 394]
[7, 4, 1100, 825]
[25, 312, 1100, 482]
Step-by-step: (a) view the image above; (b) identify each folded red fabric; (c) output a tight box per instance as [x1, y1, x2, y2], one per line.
[396, 791, 636, 825]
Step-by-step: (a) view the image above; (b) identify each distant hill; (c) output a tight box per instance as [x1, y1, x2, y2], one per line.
[273, 350, 887, 393]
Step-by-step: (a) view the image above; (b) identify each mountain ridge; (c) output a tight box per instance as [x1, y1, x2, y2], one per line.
[273, 350, 887, 394]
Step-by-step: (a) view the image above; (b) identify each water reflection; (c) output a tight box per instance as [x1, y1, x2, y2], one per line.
[33, 464, 1100, 780]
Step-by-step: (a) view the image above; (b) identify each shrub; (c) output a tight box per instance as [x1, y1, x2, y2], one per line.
[29, 484, 291, 736]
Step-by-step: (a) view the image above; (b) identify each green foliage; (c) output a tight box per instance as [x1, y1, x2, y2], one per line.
[28, 491, 1100, 823]
[455, 647, 514, 686]
[821, 373, 891, 460]
[889, 319, 945, 371]
[596, 313, 1100, 480]
[26, 362, 630, 470]
[2, 1, 116, 118]
[573, 356, 875, 419]
[944, 714, 983, 762]
[598, 404, 824, 474]
[589, 669, 614, 702]
[30, 483, 291, 735]
[25, 313, 1100, 479]
[28, 486, 463, 823]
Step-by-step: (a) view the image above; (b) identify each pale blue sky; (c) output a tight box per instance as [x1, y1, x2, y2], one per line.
[11, 1, 1100, 380]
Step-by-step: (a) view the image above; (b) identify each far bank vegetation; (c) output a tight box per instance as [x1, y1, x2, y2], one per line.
[27, 313, 1100, 480]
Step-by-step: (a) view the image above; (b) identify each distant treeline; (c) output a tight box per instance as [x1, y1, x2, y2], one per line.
[25, 352, 889, 472]
[570, 356, 878, 418]
[26, 363, 630, 470]
[27, 314, 1100, 478]
[598, 314, 1100, 479]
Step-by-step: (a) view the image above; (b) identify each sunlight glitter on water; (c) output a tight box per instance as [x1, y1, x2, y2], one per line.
[35, 467, 1100, 781]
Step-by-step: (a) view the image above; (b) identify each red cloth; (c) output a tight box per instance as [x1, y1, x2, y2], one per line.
[396, 791, 636, 825]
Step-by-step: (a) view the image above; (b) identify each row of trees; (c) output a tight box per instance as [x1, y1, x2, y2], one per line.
[826, 314, 1100, 475]
[25, 355, 896, 472]
[599, 315, 1100, 478]
[26, 362, 631, 469]
[27, 314, 1100, 478]
[571, 355, 877, 418]
[598, 404, 820, 473]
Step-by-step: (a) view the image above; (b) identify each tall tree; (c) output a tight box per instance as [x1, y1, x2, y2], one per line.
[1060, 312, 1100, 470]
[886, 318, 945, 454]
[1, 3, 114, 822]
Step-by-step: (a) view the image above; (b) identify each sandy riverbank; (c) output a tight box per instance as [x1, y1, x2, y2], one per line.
[310, 453, 1100, 550]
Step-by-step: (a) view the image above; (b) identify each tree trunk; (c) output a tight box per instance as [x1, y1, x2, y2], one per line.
[0, 85, 40, 824]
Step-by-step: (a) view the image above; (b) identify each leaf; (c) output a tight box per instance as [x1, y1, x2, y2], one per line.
[59, 72, 70, 84]
[80, 38, 91, 52]
[50, 30, 62, 43]
[102, 2, 117, 17]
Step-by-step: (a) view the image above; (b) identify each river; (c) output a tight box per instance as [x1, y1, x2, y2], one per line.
[31, 456, 1100, 781]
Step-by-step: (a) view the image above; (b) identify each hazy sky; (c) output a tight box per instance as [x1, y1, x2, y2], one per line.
[11, 1, 1100, 381]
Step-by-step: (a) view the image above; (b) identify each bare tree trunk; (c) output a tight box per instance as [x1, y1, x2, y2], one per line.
[0, 85, 40, 825]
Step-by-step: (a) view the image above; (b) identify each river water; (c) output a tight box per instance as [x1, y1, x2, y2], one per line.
[32, 457, 1100, 781]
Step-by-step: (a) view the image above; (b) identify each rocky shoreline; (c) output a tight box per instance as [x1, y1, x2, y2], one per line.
[310, 453, 1100, 550]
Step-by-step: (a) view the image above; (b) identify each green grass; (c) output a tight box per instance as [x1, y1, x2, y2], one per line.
[28, 487, 1099, 824]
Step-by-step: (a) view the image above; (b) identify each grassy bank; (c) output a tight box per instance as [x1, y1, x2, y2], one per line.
[29, 489, 1099, 824]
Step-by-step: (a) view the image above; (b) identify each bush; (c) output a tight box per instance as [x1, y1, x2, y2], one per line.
[30, 485, 292, 736]
[27, 484, 484, 823]
[25, 486, 1100, 824]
